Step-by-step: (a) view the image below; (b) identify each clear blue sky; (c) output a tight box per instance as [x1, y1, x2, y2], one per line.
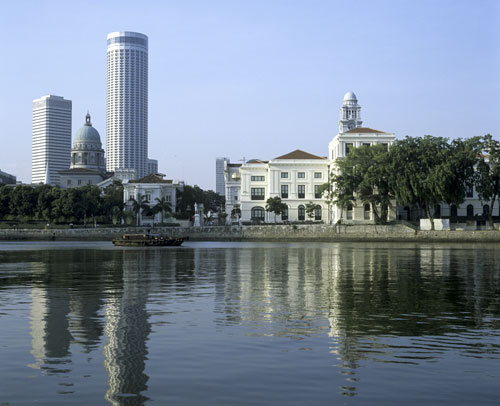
[0, 0, 499, 189]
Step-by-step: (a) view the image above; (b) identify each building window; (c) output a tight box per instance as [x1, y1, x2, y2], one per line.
[251, 176, 265, 181]
[314, 172, 322, 179]
[145, 193, 152, 202]
[281, 184, 288, 199]
[251, 207, 265, 222]
[251, 188, 265, 200]
[281, 172, 288, 179]
[346, 204, 353, 220]
[314, 185, 322, 199]
[282, 205, 288, 221]
[450, 204, 458, 217]
[346, 143, 353, 155]
[234, 195, 238, 201]
[298, 205, 305, 221]
[467, 204, 474, 217]
[483, 205, 490, 217]
[434, 205, 441, 218]
[67, 180, 71, 185]
[78, 179, 82, 185]
[364, 204, 370, 220]
[466, 184, 473, 198]
[362, 143, 370, 147]
[315, 206, 322, 221]
[298, 185, 305, 199]
[381, 143, 388, 151]
[298, 172, 305, 179]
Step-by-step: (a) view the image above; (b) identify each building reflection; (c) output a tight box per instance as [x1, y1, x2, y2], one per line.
[20, 242, 500, 403]
[103, 250, 155, 406]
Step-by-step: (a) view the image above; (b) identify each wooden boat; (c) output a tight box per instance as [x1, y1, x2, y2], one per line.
[112, 234, 188, 247]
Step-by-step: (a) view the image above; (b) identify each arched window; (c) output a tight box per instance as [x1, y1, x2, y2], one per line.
[483, 205, 490, 217]
[251, 207, 265, 222]
[467, 204, 474, 217]
[298, 205, 305, 221]
[364, 204, 370, 220]
[450, 204, 458, 218]
[346, 204, 353, 220]
[281, 205, 288, 221]
[315, 205, 322, 221]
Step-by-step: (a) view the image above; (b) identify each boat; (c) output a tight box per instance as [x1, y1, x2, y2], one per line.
[112, 234, 188, 247]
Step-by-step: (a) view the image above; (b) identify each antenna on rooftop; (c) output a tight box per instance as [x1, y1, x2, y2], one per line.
[239, 157, 246, 164]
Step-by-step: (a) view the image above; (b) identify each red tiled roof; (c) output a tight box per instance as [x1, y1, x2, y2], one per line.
[344, 127, 387, 134]
[274, 149, 327, 160]
[129, 174, 173, 184]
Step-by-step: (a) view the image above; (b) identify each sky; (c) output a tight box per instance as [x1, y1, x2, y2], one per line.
[0, 0, 499, 190]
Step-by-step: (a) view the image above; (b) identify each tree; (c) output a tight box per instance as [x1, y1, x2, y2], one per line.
[389, 136, 477, 230]
[102, 181, 124, 223]
[318, 173, 335, 224]
[130, 194, 150, 226]
[333, 143, 394, 224]
[265, 196, 287, 223]
[153, 196, 172, 224]
[475, 134, 500, 229]
[305, 201, 317, 221]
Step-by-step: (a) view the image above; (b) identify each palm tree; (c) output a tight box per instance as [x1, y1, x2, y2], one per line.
[153, 196, 172, 225]
[131, 194, 150, 226]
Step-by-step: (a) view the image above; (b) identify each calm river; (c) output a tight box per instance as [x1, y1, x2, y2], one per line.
[0, 241, 499, 405]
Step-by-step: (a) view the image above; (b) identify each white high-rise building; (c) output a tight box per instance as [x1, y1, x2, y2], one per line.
[32, 95, 72, 185]
[106, 31, 148, 178]
[216, 157, 230, 196]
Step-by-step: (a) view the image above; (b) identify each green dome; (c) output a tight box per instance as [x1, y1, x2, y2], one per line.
[74, 113, 101, 143]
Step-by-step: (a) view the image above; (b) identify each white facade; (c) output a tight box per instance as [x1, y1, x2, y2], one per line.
[123, 174, 180, 225]
[32, 95, 72, 185]
[224, 162, 241, 220]
[216, 157, 229, 196]
[224, 91, 397, 224]
[236, 151, 329, 223]
[106, 32, 148, 178]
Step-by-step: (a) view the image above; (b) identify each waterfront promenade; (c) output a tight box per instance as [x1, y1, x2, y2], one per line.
[1, 223, 500, 242]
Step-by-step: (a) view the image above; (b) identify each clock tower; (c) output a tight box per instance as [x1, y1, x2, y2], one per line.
[339, 91, 362, 133]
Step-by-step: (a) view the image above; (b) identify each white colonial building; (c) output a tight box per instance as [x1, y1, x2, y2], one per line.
[224, 91, 397, 224]
[123, 173, 182, 225]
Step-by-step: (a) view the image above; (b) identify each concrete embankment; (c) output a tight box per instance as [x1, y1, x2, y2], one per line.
[1, 223, 500, 242]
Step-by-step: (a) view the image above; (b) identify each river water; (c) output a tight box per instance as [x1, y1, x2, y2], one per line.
[0, 241, 498, 405]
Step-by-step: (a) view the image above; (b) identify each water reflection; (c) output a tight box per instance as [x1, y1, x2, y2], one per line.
[0, 242, 498, 405]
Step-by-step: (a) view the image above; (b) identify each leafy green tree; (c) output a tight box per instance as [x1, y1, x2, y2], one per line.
[265, 196, 287, 223]
[305, 201, 317, 220]
[35, 185, 62, 222]
[153, 196, 172, 224]
[9, 185, 38, 219]
[389, 136, 477, 230]
[318, 173, 335, 223]
[102, 181, 124, 222]
[333, 144, 394, 224]
[475, 134, 500, 229]
[0, 185, 13, 220]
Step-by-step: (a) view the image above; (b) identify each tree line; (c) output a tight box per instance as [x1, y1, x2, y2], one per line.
[321, 134, 499, 229]
[0, 182, 124, 225]
[0, 181, 226, 226]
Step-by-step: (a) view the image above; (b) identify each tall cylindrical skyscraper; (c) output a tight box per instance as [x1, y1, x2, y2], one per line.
[106, 32, 148, 178]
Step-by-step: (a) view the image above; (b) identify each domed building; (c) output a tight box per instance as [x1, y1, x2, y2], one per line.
[71, 113, 106, 171]
[59, 113, 110, 189]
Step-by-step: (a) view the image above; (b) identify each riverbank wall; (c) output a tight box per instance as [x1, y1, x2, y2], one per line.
[1, 223, 500, 242]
